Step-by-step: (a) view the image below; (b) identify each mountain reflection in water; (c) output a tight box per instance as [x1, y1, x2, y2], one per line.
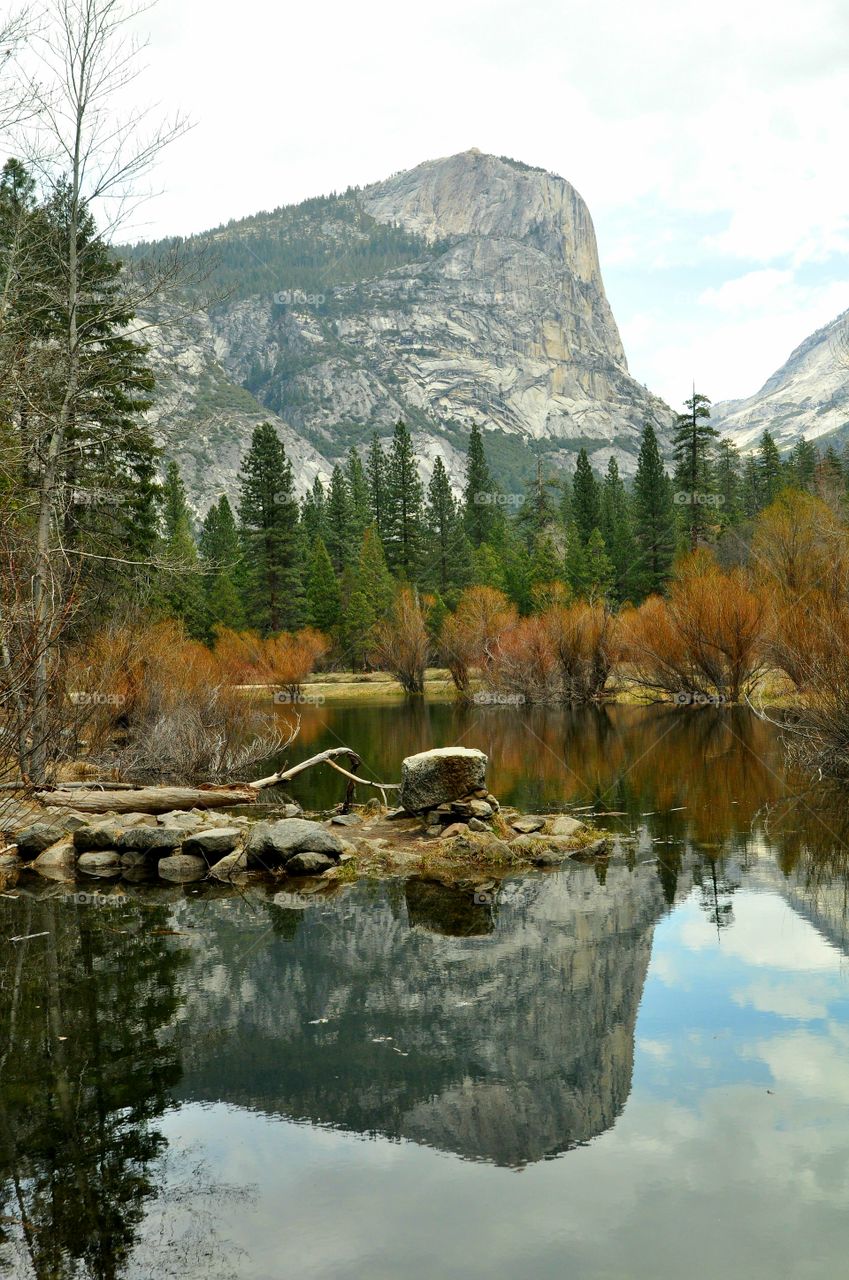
[2, 706, 849, 1279]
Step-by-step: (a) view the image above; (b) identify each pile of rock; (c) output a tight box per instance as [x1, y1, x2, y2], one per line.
[9, 807, 350, 884]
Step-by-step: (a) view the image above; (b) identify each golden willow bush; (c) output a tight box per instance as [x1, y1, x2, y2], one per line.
[439, 586, 620, 704]
[370, 588, 430, 694]
[213, 626, 329, 694]
[66, 621, 328, 784]
[620, 551, 767, 704]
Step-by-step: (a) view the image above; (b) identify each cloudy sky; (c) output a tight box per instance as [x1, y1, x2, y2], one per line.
[122, 0, 849, 407]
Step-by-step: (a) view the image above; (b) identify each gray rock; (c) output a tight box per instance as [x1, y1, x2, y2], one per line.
[74, 822, 125, 852]
[119, 850, 150, 870]
[15, 823, 67, 859]
[182, 827, 242, 858]
[548, 814, 586, 838]
[158, 854, 206, 882]
[425, 825, 442, 837]
[468, 817, 490, 832]
[330, 813, 361, 826]
[244, 818, 342, 865]
[208, 850, 249, 881]
[511, 816, 546, 834]
[469, 799, 494, 819]
[441, 821, 469, 838]
[285, 851, 336, 876]
[399, 747, 487, 813]
[77, 851, 120, 873]
[117, 826, 184, 853]
[32, 838, 76, 869]
[0, 851, 21, 867]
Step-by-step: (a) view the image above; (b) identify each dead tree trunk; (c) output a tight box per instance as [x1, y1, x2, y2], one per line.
[36, 748, 400, 813]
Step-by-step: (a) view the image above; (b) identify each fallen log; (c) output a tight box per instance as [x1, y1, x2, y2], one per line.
[35, 748, 401, 814]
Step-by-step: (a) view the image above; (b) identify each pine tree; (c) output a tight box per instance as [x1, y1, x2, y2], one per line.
[342, 589, 376, 671]
[325, 463, 353, 572]
[200, 495, 244, 632]
[499, 528, 534, 612]
[306, 536, 341, 633]
[357, 524, 395, 621]
[584, 528, 615, 602]
[346, 447, 371, 543]
[572, 449, 600, 544]
[530, 533, 562, 588]
[715, 438, 742, 531]
[600, 457, 637, 602]
[472, 542, 505, 591]
[366, 433, 389, 541]
[157, 462, 207, 638]
[632, 423, 676, 597]
[237, 422, 305, 633]
[300, 476, 327, 546]
[742, 455, 761, 518]
[424, 456, 470, 595]
[516, 458, 555, 548]
[786, 439, 818, 491]
[672, 392, 718, 549]
[384, 420, 424, 578]
[757, 431, 783, 508]
[462, 421, 501, 546]
[564, 523, 589, 597]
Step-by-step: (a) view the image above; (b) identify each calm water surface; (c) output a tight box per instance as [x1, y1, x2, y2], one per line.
[3, 704, 849, 1279]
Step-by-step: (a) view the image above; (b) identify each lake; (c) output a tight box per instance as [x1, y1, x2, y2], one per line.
[3, 703, 849, 1279]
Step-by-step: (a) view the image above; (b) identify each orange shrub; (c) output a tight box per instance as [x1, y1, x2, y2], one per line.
[441, 587, 517, 696]
[483, 601, 619, 704]
[621, 553, 766, 704]
[370, 588, 430, 695]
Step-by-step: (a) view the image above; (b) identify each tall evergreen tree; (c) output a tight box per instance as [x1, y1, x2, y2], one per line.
[384, 420, 424, 578]
[572, 449, 600, 544]
[672, 392, 718, 549]
[237, 422, 305, 632]
[325, 463, 353, 572]
[366, 433, 389, 541]
[516, 458, 555, 548]
[300, 476, 327, 546]
[156, 461, 207, 638]
[632, 423, 676, 597]
[346, 447, 371, 543]
[715, 438, 743, 531]
[742, 454, 761, 518]
[357, 524, 395, 621]
[600, 457, 637, 602]
[306, 536, 341, 633]
[200, 495, 243, 632]
[462, 421, 501, 546]
[757, 431, 783, 508]
[786, 439, 818, 491]
[424, 456, 470, 595]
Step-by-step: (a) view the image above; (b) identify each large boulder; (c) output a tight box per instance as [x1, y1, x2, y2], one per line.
[117, 826, 184, 854]
[285, 851, 336, 876]
[158, 853, 206, 882]
[244, 819, 342, 866]
[182, 827, 242, 859]
[74, 821, 126, 852]
[16, 822, 69, 859]
[399, 748, 488, 813]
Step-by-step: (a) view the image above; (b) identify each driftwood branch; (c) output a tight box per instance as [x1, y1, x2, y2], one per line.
[35, 747, 400, 814]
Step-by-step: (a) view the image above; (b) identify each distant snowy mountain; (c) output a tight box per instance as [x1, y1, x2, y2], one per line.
[713, 310, 849, 452]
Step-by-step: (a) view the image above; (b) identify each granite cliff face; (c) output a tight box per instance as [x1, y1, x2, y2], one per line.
[713, 309, 849, 452]
[140, 151, 673, 509]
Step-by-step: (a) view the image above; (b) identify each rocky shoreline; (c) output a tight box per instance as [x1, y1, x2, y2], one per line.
[0, 748, 611, 895]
